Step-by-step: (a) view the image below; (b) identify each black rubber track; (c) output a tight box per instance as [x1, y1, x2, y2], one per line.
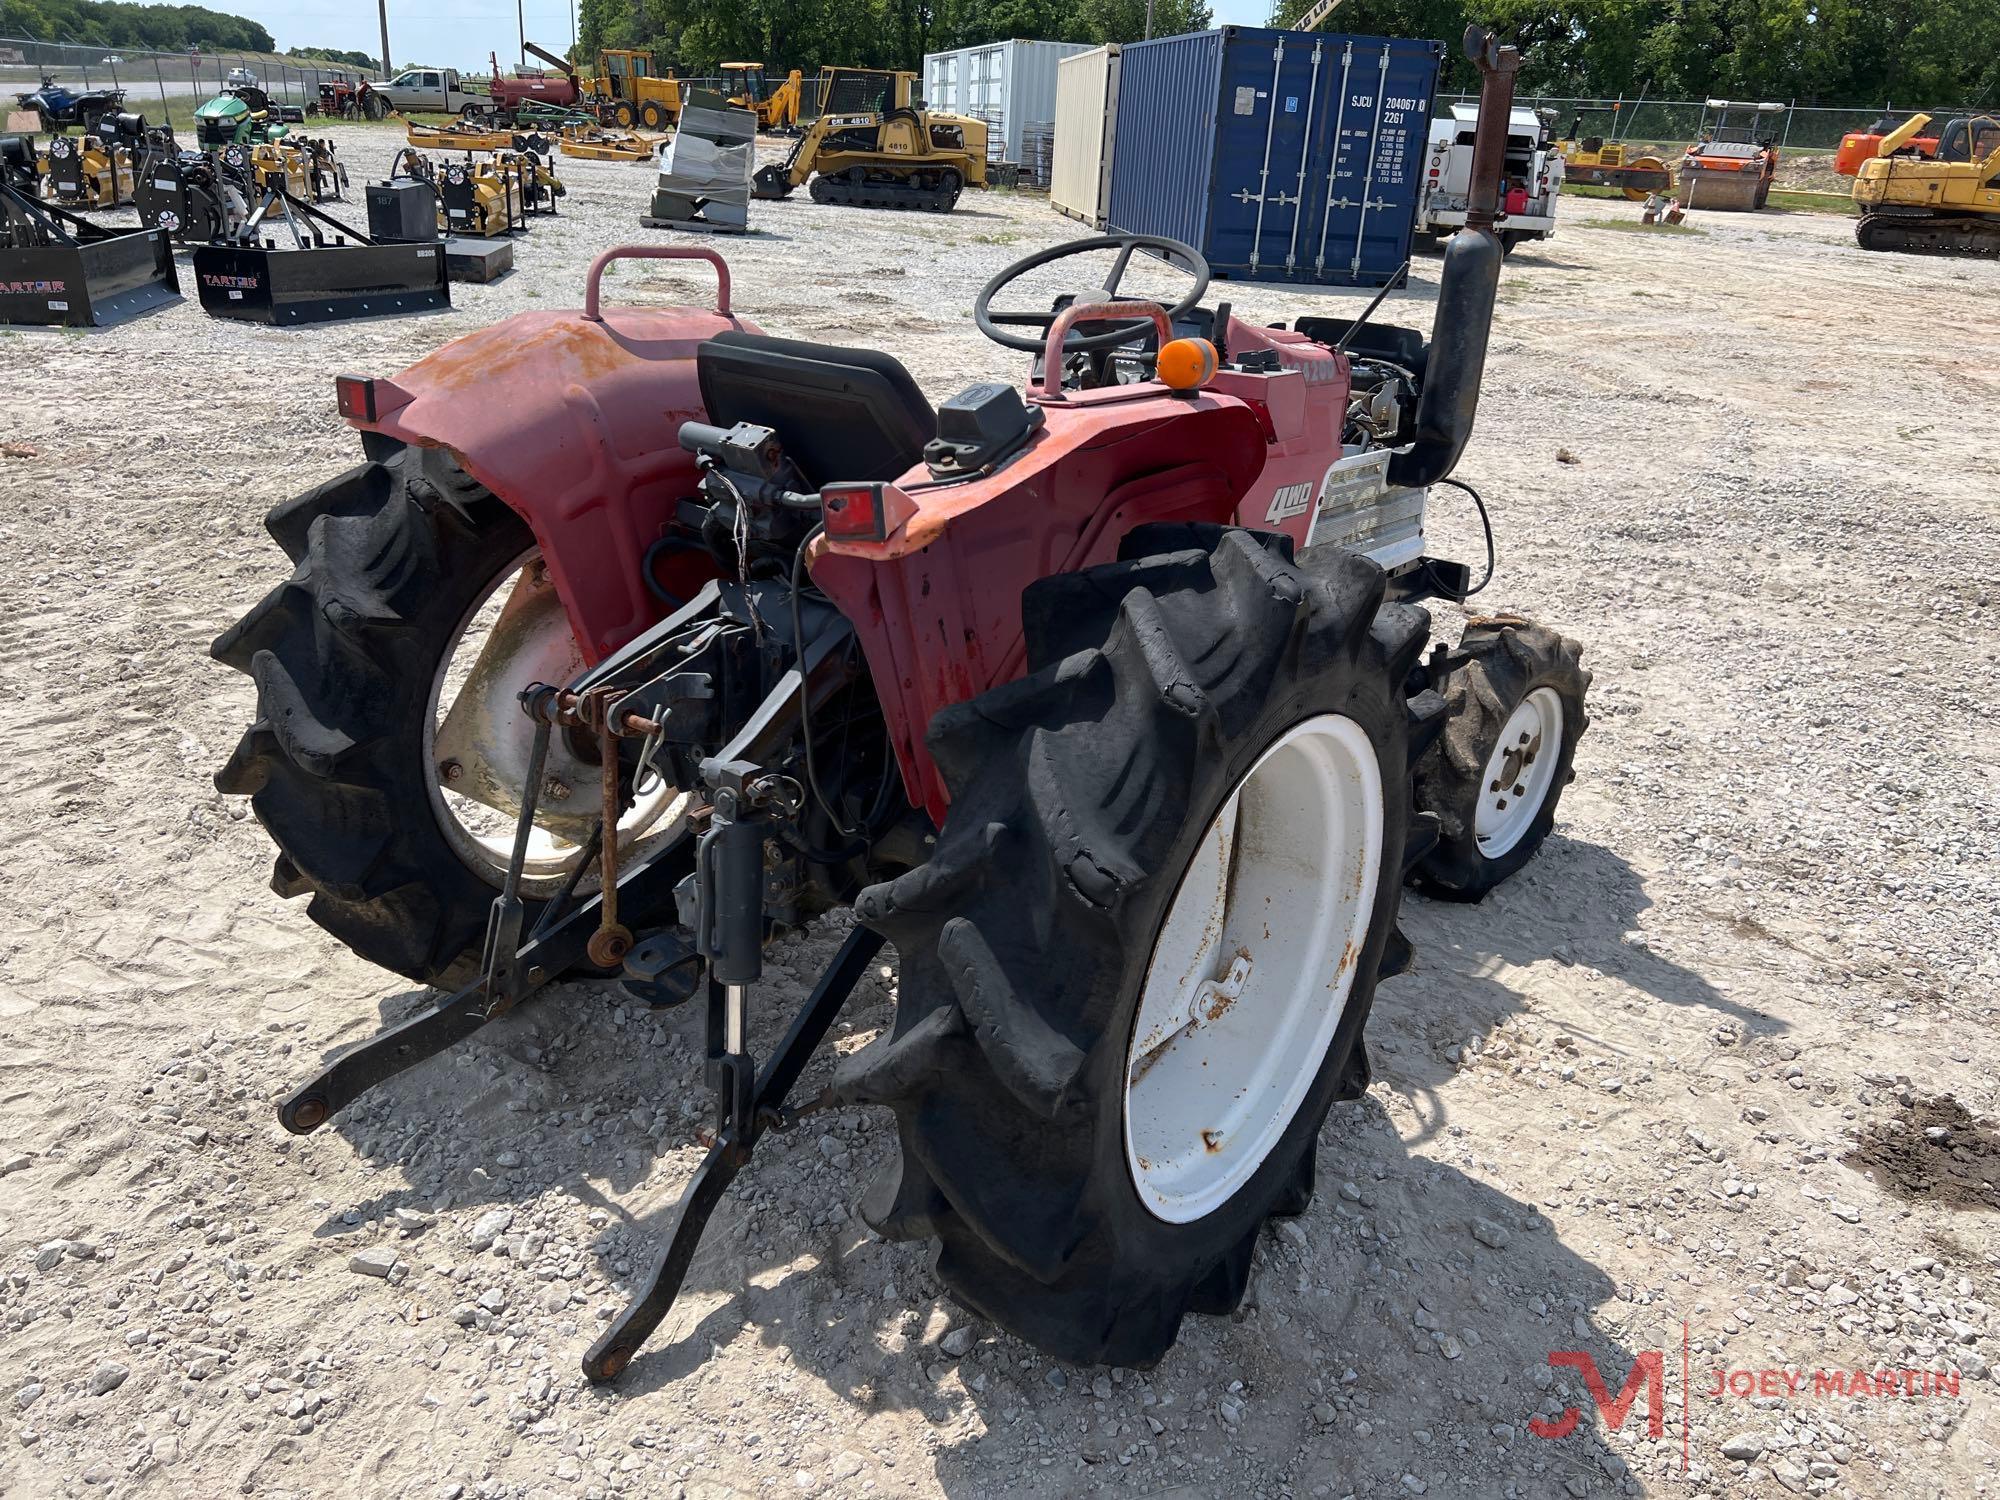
[210, 442, 544, 988]
[1411, 618, 1589, 902]
[834, 525, 1435, 1367]
[1856, 212, 2000, 257]
[806, 172, 961, 213]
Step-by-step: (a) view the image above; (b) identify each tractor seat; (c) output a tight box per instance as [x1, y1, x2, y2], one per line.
[696, 330, 935, 487]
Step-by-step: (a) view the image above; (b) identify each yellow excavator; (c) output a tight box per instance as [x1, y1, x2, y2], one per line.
[721, 63, 803, 133]
[1853, 111, 2000, 256]
[750, 68, 986, 211]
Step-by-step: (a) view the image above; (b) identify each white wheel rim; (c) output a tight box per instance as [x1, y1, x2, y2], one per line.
[1473, 687, 1563, 859]
[423, 547, 681, 893]
[1123, 714, 1384, 1225]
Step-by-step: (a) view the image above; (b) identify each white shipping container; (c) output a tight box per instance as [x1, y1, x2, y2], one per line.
[919, 37, 1090, 183]
[1050, 44, 1119, 227]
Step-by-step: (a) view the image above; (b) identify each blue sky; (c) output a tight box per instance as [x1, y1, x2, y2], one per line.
[1210, 0, 1274, 25]
[228, 0, 1273, 72]
[235, 0, 588, 72]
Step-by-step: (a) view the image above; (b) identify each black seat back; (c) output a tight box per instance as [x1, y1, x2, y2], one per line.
[696, 330, 935, 487]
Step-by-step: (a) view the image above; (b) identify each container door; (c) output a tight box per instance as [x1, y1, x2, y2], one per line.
[1302, 38, 1439, 284]
[1105, 30, 1224, 253]
[1204, 36, 1325, 275]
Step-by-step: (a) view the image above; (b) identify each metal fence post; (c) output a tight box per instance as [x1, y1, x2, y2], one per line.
[1780, 99, 1793, 150]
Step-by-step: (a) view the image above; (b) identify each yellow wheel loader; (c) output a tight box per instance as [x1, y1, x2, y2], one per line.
[588, 48, 681, 131]
[1853, 112, 2000, 256]
[721, 64, 803, 134]
[750, 68, 985, 212]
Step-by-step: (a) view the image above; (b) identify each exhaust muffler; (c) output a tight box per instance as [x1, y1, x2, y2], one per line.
[1388, 25, 1521, 490]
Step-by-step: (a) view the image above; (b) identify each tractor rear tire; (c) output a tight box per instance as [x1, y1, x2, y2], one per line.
[211, 443, 551, 988]
[1411, 619, 1589, 901]
[836, 526, 1432, 1367]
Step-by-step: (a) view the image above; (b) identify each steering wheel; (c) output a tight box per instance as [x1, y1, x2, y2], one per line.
[974, 233, 1211, 354]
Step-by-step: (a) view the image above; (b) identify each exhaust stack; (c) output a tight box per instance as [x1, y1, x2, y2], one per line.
[1388, 24, 1520, 489]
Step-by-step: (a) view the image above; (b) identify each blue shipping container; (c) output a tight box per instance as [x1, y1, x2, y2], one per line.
[1106, 27, 1444, 286]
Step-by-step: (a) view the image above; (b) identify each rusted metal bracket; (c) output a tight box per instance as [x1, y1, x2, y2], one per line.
[519, 683, 668, 973]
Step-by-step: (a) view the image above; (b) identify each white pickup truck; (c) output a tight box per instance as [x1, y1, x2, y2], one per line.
[371, 67, 486, 117]
[1417, 103, 1563, 252]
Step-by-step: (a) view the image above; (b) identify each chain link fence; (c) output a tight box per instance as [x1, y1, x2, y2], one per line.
[1, 41, 848, 132]
[3, 34, 379, 127]
[1436, 93, 1990, 153]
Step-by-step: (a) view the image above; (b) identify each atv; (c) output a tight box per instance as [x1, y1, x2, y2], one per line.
[15, 73, 126, 135]
[216, 27, 1587, 1383]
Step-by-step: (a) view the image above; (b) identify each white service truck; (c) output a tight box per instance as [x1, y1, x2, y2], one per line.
[1418, 103, 1563, 251]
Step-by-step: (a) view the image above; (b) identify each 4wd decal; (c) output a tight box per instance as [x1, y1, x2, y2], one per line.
[1264, 481, 1315, 523]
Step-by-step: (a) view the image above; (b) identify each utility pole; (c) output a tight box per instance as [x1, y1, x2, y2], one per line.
[1144, 0, 1155, 39]
[518, 0, 526, 69]
[376, 0, 391, 75]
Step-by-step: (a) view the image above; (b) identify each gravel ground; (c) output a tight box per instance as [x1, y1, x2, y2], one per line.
[1, 123, 1997, 1500]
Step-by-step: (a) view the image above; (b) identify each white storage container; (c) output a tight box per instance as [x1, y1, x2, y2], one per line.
[1051, 44, 1119, 226]
[920, 38, 1090, 185]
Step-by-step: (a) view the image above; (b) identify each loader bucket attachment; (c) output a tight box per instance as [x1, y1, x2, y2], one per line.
[192, 238, 449, 324]
[0, 185, 180, 328]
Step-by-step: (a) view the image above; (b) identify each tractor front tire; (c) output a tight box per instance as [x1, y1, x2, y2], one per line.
[1411, 619, 1589, 901]
[211, 443, 545, 988]
[639, 101, 665, 131]
[837, 526, 1433, 1366]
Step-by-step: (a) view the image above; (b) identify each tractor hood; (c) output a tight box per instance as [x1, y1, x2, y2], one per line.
[197, 94, 250, 120]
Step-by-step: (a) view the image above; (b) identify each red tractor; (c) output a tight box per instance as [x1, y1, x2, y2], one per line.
[215, 28, 1587, 1382]
[319, 73, 388, 121]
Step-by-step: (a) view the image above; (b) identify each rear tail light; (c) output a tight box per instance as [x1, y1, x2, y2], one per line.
[334, 374, 413, 424]
[821, 481, 917, 544]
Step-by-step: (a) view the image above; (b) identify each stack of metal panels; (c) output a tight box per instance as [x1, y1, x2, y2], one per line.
[644, 91, 755, 233]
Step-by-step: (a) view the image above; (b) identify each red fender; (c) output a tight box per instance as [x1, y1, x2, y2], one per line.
[811, 390, 1272, 824]
[345, 249, 752, 664]
[811, 313, 1350, 824]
